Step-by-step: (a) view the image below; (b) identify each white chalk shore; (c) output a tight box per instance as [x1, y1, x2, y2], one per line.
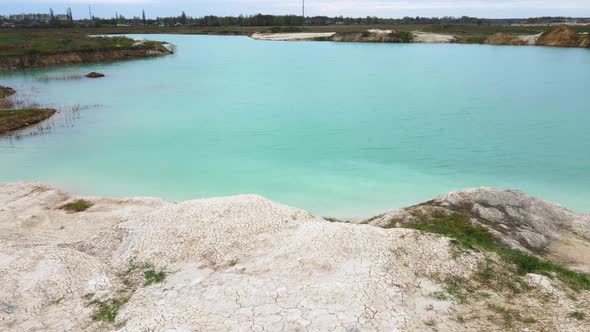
[1, 182, 588, 331]
[250, 32, 336, 41]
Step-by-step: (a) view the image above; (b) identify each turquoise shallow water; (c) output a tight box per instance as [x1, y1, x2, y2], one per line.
[1, 35, 589, 218]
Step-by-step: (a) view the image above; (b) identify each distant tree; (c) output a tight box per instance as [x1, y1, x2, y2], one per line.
[67, 7, 73, 22]
[180, 11, 187, 25]
[142, 10, 147, 25]
[49, 8, 55, 25]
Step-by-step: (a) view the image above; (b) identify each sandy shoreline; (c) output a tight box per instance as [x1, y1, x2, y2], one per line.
[250, 32, 336, 41]
[250, 30, 456, 43]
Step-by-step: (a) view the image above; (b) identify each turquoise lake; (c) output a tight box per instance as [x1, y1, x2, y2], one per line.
[1, 35, 589, 218]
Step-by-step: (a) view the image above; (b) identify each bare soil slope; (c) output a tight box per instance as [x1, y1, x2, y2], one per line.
[536, 26, 590, 47]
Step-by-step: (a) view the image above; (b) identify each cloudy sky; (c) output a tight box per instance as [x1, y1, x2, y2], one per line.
[2, 0, 589, 19]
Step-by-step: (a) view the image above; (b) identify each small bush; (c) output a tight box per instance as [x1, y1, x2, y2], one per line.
[61, 199, 93, 212]
[389, 31, 413, 42]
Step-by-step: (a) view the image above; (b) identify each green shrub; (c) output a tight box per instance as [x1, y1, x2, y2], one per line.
[389, 31, 413, 42]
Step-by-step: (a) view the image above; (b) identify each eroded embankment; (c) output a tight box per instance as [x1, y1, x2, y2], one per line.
[485, 26, 590, 47]
[251, 26, 590, 48]
[0, 47, 172, 71]
[0, 183, 589, 331]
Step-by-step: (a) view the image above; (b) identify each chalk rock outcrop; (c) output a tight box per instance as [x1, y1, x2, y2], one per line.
[0, 183, 588, 331]
[366, 188, 590, 273]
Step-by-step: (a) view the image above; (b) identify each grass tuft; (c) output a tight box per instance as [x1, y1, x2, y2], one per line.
[143, 269, 167, 286]
[569, 311, 586, 320]
[61, 199, 93, 212]
[89, 297, 129, 324]
[487, 303, 536, 327]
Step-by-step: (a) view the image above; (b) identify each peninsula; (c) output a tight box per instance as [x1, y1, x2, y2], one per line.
[0, 86, 57, 135]
[0, 31, 172, 71]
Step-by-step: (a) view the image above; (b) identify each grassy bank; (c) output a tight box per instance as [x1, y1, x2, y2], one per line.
[0, 108, 56, 135]
[0, 30, 169, 57]
[0, 85, 16, 98]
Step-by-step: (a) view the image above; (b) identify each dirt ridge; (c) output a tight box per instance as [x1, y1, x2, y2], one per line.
[0, 47, 172, 71]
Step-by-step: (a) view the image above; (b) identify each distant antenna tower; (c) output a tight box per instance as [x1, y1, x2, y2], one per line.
[88, 5, 93, 20]
[302, 0, 305, 26]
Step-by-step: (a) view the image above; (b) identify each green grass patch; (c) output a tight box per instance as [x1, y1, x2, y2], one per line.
[569, 311, 586, 320]
[407, 213, 590, 291]
[89, 296, 129, 324]
[124, 261, 168, 287]
[88, 261, 166, 327]
[487, 303, 537, 327]
[61, 199, 93, 212]
[144, 269, 167, 286]
[0, 108, 57, 135]
[408, 213, 496, 250]
[269, 26, 304, 33]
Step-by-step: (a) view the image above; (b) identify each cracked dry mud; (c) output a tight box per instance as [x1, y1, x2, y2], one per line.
[0, 183, 588, 331]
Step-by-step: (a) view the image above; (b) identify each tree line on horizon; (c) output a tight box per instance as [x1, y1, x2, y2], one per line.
[0, 12, 490, 28]
[1, 10, 587, 28]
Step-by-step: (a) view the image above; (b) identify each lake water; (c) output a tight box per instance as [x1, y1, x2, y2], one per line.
[1, 35, 589, 218]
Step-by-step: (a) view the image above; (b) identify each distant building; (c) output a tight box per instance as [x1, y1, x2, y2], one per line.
[54, 14, 69, 21]
[7, 13, 70, 23]
[9, 14, 50, 22]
